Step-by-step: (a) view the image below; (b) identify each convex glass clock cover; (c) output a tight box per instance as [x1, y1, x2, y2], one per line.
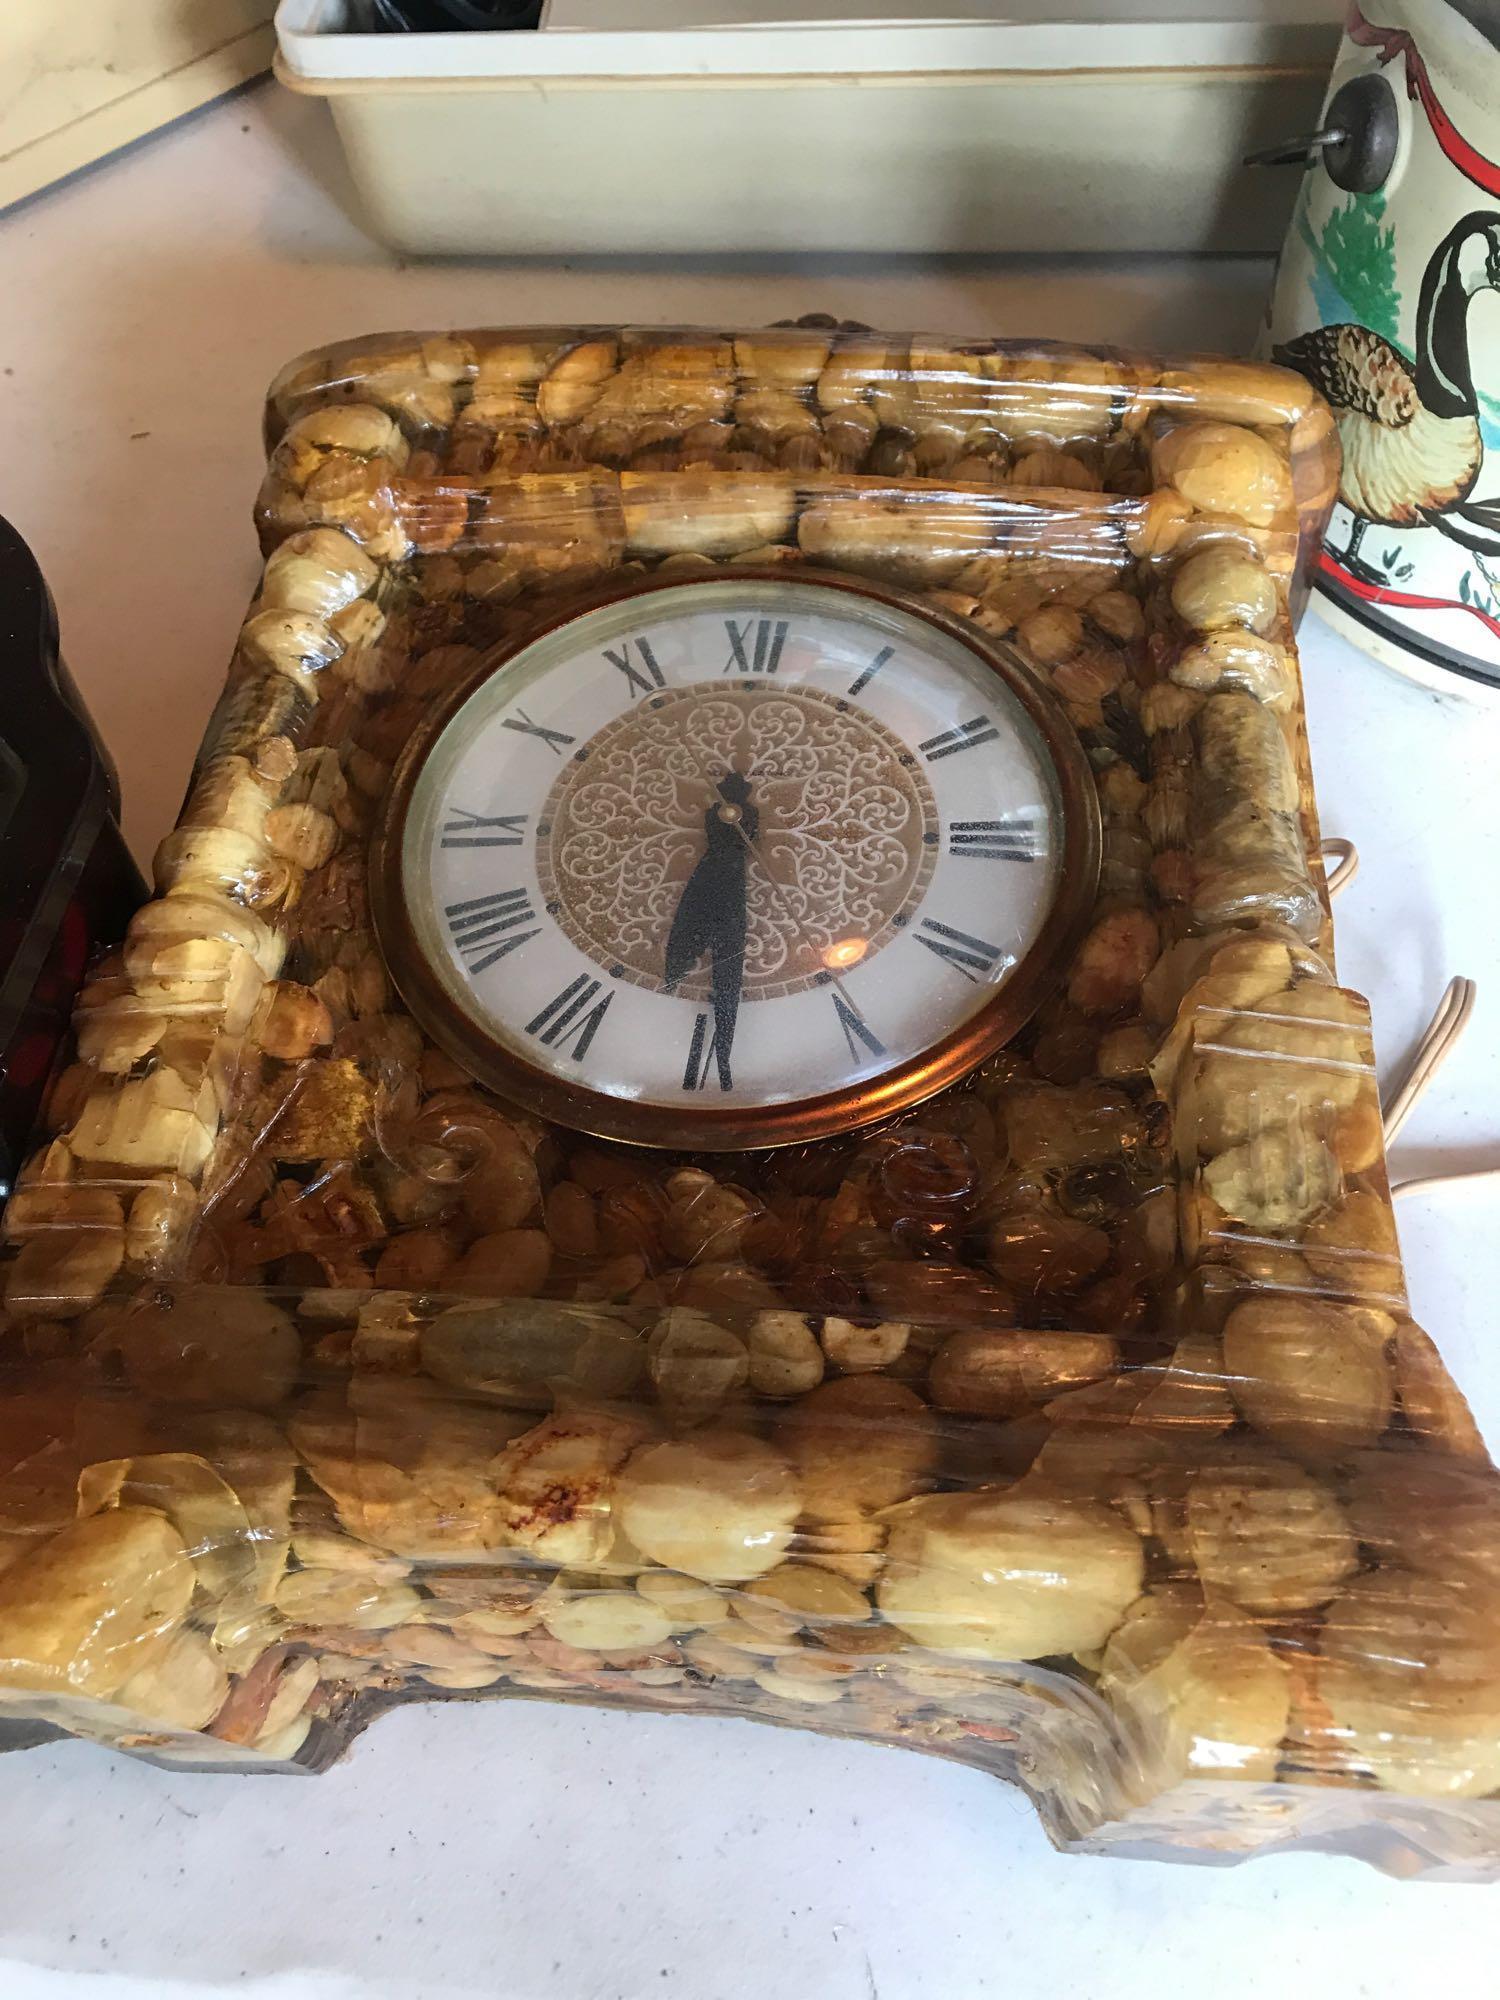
[373, 569, 1097, 1146]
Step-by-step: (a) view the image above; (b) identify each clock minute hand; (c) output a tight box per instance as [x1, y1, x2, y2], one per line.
[664, 777, 751, 1090]
[672, 736, 880, 1048]
[705, 869, 746, 1093]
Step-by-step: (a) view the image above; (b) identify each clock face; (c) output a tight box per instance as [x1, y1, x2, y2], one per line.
[372, 571, 1098, 1149]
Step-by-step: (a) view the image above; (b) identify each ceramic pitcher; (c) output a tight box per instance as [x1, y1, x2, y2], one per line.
[1263, 0, 1500, 696]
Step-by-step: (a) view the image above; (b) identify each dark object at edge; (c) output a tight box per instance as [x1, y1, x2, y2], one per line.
[354, 0, 543, 31]
[0, 514, 144, 1206]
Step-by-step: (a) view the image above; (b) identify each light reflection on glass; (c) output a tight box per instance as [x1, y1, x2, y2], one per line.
[823, 937, 870, 971]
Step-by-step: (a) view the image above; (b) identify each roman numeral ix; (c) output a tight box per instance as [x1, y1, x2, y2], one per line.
[914, 918, 1006, 984]
[604, 637, 666, 699]
[525, 975, 614, 1061]
[444, 889, 541, 974]
[919, 716, 1001, 762]
[440, 808, 529, 850]
[502, 709, 576, 756]
[947, 812, 1044, 862]
[724, 618, 788, 676]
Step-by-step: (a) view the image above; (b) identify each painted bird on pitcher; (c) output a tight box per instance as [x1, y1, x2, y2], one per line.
[1275, 210, 1500, 582]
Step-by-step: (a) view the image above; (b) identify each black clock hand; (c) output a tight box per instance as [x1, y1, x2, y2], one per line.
[705, 862, 746, 1092]
[664, 774, 752, 1088]
[673, 745, 874, 1036]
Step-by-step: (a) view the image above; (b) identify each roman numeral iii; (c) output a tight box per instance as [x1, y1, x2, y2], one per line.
[444, 889, 541, 974]
[947, 812, 1044, 862]
[914, 918, 1006, 983]
[919, 716, 1000, 762]
[723, 618, 788, 675]
[604, 637, 666, 699]
[525, 975, 614, 1061]
[440, 808, 529, 850]
[683, 1012, 733, 1092]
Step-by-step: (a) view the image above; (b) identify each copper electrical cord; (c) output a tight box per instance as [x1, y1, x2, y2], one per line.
[1384, 978, 1498, 1198]
[1320, 836, 1359, 898]
[1318, 840, 1489, 1199]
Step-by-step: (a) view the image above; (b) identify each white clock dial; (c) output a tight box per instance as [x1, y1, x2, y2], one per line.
[381, 574, 1086, 1144]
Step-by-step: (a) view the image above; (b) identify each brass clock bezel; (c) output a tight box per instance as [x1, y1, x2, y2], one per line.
[369, 565, 1102, 1152]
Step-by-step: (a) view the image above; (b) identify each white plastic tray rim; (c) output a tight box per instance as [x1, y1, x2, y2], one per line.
[275, 0, 1339, 83]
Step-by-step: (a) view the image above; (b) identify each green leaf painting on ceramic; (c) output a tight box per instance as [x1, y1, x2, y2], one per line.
[1315, 189, 1403, 344]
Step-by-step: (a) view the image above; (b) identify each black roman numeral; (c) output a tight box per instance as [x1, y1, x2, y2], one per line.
[440, 807, 529, 850]
[525, 974, 614, 1061]
[724, 618, 788, 676]
[914, 918, 1006, 984]
[683, 1011, 733, 1092]
[502, 709, 576, 756]
[947, 812, 1044, 862]
[847, 646, 894, 697]
[444, 890, 541, 974]
[919, 716, 1000, 762]
[604, 637, 666, 699]
[832, 991, 886, 1064]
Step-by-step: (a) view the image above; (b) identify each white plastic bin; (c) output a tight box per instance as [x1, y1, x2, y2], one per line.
[273, 0, 1339, 257]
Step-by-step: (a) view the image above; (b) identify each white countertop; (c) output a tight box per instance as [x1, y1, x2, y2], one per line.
[2, 77, 1499, 2000]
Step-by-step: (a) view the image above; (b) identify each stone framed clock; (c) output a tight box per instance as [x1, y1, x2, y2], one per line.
[20, 323, 1484, 1883]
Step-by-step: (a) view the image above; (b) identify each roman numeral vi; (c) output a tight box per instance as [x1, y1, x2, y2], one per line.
[832, 990, 886, 1064]
[683, 1012, 733, 1092]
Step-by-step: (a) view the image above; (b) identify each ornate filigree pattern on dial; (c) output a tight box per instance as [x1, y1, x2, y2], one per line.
[536, 684, 938, 1002]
